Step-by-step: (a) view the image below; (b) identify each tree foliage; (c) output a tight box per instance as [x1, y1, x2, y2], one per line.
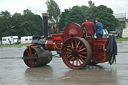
[85, 5, 121, 31]
[88, 0, 95, 7]
[0, 9, 43, 39]
[59, 9, 70, 31]
[46, 0, 61, 25]
[67, 6, 85, 25]
[21, 9, 43, 36]
[81, 5, 88, 17]
[0, 11, 12, 38]
[59, 6, 85, 30]
[58, 1, 120, 31]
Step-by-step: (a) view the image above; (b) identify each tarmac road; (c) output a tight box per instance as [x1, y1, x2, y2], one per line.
[0, 41, 128, 85]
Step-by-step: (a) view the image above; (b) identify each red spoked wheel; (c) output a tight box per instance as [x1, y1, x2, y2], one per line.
[62, 37, 92, 69]
[23, 48, 38, 67]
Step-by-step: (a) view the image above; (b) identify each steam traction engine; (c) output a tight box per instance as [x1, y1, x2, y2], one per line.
[22, 13, 117, 69]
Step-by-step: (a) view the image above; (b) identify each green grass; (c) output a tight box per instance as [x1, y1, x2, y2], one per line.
[0, 44, 30, 47]
[116, 38, 128, 41]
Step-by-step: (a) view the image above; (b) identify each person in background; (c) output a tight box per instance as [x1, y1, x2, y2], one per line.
[8, 39, 11, 45]
[95, 18, 103, 38]
[55, 26, 59, 33]
[82, 17, 96, 37]
[51, 24, 59, 33]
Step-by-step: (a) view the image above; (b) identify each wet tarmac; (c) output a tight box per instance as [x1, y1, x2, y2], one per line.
[0, 41, 128, 85]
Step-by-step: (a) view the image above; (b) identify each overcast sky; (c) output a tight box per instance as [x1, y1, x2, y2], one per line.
[0, 0, 128, 18]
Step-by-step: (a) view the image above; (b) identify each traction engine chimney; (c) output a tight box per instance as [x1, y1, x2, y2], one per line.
[42, 13, 48, 37]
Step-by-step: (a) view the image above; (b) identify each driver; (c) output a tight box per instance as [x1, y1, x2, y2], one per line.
[82, 17, 96, 37]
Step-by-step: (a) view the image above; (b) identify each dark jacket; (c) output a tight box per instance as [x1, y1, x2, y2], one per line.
[107, 35, 117, 57]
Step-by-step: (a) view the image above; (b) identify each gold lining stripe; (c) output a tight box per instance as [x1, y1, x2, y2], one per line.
[45, 40, 48, 50]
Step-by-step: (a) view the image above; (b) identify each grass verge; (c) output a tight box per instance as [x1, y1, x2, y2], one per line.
[0, 44, 30, 47]
[116, 38, 128, 41]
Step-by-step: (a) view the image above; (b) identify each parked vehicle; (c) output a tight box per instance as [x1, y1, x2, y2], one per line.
[12, 36, 19, 44]
[2, 36, 19, 45]
[109, 27, 123, 38]
[2, 36, 14, 45]
[21, 36, 32, 44]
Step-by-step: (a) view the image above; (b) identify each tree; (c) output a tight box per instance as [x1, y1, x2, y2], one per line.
[0, 16, 4, 39]
[85, 6, 97, 22]
[20, 21, 38, 36]
[11, 13, 22, 36]
[0, 9, 43, 38]
[81, 5, 88, 17]
[46, 0, 61, 25]
[67, 6, 85, 25]
[59, 6, 86, 30]
[20, 9, 43, 36]
[0, 10, 12, 38]
[85, 5, 121, 31]
[88, 0, 95, 7]
[59, 9, 70, 30]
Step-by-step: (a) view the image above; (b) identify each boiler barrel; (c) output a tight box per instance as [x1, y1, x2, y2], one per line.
[45, 40, 62, 51]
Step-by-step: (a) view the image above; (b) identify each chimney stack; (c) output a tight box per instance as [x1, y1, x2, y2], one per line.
[42, 13, 48, 37]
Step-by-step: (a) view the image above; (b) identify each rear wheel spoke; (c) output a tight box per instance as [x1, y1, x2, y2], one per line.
[78, 54, 87, 59]
[80, 52, 87, 54]
[69, 57, 74, 61]
[67, 54, 72, 58]
[68, 44, 72, 48]
[72, 57, 74, 65]
[79, 56, 85, 63]
[67, 48, 72, 52]
[78, 57, 82, 65]
[76, 57, 78, 66]
[66, 52, 71, 54]
[71, 42, 74, 49]
[78, 48, 86, 52]
[79, 44, 84, 49]
[76, 41, 80, 49]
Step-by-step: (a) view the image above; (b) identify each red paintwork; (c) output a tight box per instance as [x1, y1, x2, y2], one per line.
[27, 44, 36, 56]
[45, 40, 62, 51]
[45, 34, 64, 51]
[23, 23, 110, 69]
[63, 23, 83, 41]
[46, 34, 109, 63]
[87, 38, 109, 63]
[45, 23, 109, 64]
[52, 34, 64, 43]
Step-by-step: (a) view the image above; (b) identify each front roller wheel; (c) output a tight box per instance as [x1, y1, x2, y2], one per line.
[23, 45, 52, 67]
[23, 47, 38, 67]
[62, 37, 92, 69]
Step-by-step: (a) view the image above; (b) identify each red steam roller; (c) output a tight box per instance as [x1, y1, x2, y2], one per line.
[22, 13, 117, 69]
